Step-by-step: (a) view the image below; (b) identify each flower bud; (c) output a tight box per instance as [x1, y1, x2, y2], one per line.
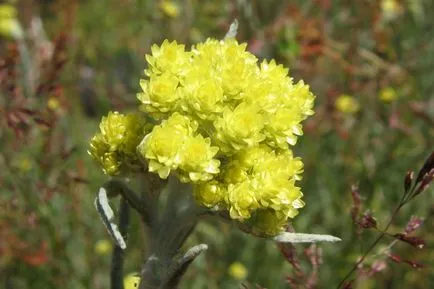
[394, 233, 425, 249]
[358, 212, 377, 229]
[404, 170, 413, 193]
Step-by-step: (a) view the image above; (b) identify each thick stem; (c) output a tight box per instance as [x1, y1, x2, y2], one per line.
[138, 176, 201, 289]
[111, 197, 130, 289]
[103, 179, 146, 218]
[138, 214, 198, 289]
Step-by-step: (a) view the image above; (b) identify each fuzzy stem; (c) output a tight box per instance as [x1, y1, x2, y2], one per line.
[103, 179, 148, 223]
[111, 197, 130, 289]
[138, 177, 201, 289]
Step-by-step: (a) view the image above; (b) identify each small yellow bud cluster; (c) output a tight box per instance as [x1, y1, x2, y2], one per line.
[89, 112, 146, 175]
[89, 38, 315, 235]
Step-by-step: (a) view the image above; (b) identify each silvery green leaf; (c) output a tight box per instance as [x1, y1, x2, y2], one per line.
[165, 244, 208, 289]
[273, 232, 341, 243]
[224, 19, 239, 39]
[95, 187, 127, 249]
[178, 244, 208, 264]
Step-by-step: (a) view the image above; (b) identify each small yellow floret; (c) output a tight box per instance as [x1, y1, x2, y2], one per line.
[178, 134, 220, 182]
[138, 113, 195, 178]
[215, 103, 265, 153]
[379, 87, 397, 103]
[335, 94, 359, 114]
[89, 112, 146, 175]
[193, 181, 225, 208]
[94, 239, 112, 255]
[124, 273, 140, 289]
[145, 40, 190, 76]
[0, 4, 22, 39]
[248, 210, 289, 236]
[159, 1, 180, 18]
[228, 262, 248, 280]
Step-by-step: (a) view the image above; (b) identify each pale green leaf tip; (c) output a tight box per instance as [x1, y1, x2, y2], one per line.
[224, 19, 238, 39]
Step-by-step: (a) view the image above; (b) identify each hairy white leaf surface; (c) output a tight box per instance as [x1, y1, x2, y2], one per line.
[273, 232, 341, 243]
[95, 187, 127, 249]
[224, 19, 239, 39]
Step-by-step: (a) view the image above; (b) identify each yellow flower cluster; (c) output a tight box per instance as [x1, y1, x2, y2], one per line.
[228, 262, 248, 280]
[89, 112, 146, 175]
[89, 38, 315, 235]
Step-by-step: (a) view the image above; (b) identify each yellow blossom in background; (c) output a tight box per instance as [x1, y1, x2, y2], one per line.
[0, 4, 22, 39]
[228, 262, 248, 280]
[159, 0, 180, 18]
[381, 0, 403, 21]
[124, 273, 140, 289]
[379, 87, 398, 103]
[47, 97, 61, 111]
[90, 37, 316, 236]
[335, 94, 360, 114]
[0, 4, 16, 19]
[94, 239, 112, 255]
[13, 156, 32, 172]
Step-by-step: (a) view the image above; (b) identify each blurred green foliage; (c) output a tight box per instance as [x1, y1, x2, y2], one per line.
[1, 0, 433, 288]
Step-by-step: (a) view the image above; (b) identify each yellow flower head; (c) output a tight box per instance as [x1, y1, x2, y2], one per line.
[228, 262, 248, 280]
[13, 155, 33, 172]
[89, 112, 147, 175]
[178, 134, 220, 182]
[0, 4, 16, 19]
[124, 273, 140, 289]
[181, 78, 225, 120]
[193, 181, 225, 208]
[335, 94, 359, 114]
[227, 180, 259, 219]
[379, 87, 398, 103]
[0, 4, 22, 39]
[94, 239, 113, 255]
[381, 0, 403, 21]
[145, 40, 190, 77]
[159, 1, 180, 18]
[91, 37, 316, 235]
[214, 103, 265, 153]
[137, 113, 195, 179]
[47, 97, 61, 111]
[138, 72, 180, 116]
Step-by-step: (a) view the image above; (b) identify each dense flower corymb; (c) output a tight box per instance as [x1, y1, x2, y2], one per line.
[89, 38, 315, 236]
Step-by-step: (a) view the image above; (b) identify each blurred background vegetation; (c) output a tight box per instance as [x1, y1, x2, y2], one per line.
[1, 0, 433, 288]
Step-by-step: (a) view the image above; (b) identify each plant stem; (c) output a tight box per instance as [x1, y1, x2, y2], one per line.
[111, 197, 130, 289]
[138, 177, 201, 289]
